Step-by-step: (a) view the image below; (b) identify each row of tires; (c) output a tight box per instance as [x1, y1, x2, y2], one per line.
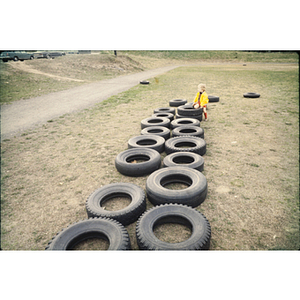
[169, 96, 220, 107]
[45, 203, 210, 250]
[46, 99, 214, 250]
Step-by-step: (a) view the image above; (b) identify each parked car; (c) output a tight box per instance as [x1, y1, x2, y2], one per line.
[48, 52, 64, 58]
[35, 52, 52, 59]
[35, 51, 64, 59]
[0, 51, 35, 62]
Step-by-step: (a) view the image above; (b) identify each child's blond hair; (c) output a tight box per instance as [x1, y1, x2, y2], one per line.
[198, 83, 206, 92]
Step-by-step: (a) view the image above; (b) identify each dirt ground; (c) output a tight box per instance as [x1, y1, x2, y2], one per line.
[1, 61, 299, 250]
[1, 62, 177, 140]
[9, 61, 86, 82]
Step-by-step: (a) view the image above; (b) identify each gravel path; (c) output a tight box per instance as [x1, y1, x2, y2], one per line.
[0, 65, 178, 140]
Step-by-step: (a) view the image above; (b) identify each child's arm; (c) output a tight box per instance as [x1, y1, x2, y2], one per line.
[193, 92, 200, 103]
[200, 93, 209, 107]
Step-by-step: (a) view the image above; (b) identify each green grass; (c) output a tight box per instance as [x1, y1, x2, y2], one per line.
[123, 50, 299, 62]
[1, 51, 298, 104]
[0, 65, 83, 104]
[0, 53, 144, 104]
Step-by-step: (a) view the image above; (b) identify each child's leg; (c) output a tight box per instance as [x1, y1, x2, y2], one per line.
[203, 105, 208, 120]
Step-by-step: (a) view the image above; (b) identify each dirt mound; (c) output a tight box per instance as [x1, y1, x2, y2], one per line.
[8, 54, 145, 82]
[96, 54, 144, 71]
[9, 62, 85, 82]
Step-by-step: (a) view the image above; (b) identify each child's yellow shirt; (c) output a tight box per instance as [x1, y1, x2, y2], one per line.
[193, 91, 209, 106]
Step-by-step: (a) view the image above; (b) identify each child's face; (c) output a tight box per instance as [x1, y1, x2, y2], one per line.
[199, 89, 204, 93]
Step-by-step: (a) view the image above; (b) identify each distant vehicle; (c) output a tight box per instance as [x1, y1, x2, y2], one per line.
[35, 51, 64, 59]
[0, 51, 35, 62]
[35, 52, 52, 59]
[78, 50, 91, 54]
[48, 52, 64, 58]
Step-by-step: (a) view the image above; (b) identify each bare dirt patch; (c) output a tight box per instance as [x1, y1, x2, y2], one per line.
[0, 53, 146, 104]
[9, 62, 85, 82]
[26, 53, 145, 82]
[1, 62, 298, 250]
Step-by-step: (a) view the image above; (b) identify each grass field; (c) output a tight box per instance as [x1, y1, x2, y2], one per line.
[0, 51, 299, 250]
[0, 50, 298, 104]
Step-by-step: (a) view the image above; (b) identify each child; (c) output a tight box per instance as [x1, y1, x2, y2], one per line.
[193, 83, 209, 121]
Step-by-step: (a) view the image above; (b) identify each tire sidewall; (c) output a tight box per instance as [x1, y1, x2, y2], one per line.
[141, 126, 171, 140]
[177, 104, 203, 116]
[169, 99, 188, 107]
[172, 125, 204, 139]
[141, 117, 171, 129]
[46, 218, 131, 250]
[163, 152, 204, 172]
[171, 118, 200, 129]
[86, 183, 146, 226]
[165, 136, 206, 155]
[154, 107, 176, 115]
[152, 112, 174, 121]
[115, 148, 161, 176]
[128, 135, 165, 153]
[146, 166, 207, 207]
[208, 95, 219, 102]
[243, 93, 260, 98]
[136, 204, 211, 250]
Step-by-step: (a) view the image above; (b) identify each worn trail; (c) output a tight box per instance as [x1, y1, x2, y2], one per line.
[0, 65, 178, 140]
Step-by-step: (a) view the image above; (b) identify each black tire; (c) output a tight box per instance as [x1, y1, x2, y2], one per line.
[146, 166, 208, 207]
[152, 112, 174, 121]
[141, 117, 170, 129]
[172, 125, 204, 139]
[169, 99, 188, 107]
[136, 204, 211, 250]
[208, 95, 219, 102]
[171, 118, 200, 129]
[128, 134, 165, 153]
[243, 92, 260, 98]
[163, 152, 204, 172]
[182, 102, 200, 107]
[140, 80, 150, 84]
[30, 56, 34, 60]
[141, 126, 170, 140]
[85, 183, 146, 226]
[153, 107, 176, 115]
[165, 136, 206, 155]
[177, 104, 203, 116]
[45, 217, 131, 250]
[176, 113, 203, 121]
[115, 148, 161, 176]
[13, 56, 18, 61]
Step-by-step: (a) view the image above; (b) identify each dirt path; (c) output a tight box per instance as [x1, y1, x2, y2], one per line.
[0, 65, 178, 140]
[9, 62, 86, 82]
